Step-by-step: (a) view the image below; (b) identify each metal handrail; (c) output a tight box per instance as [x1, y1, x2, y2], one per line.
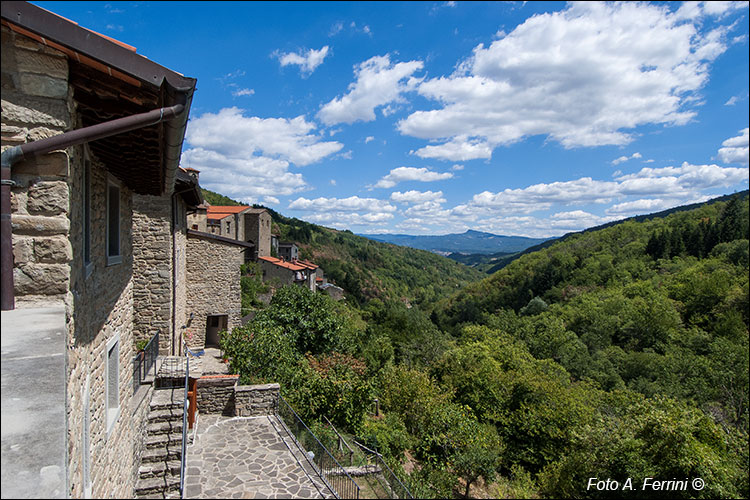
[352, 441, 413, 499]
[132, 331, 159, 393]
[277, 396, 360, 499]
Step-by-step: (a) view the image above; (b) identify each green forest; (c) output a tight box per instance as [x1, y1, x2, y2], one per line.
[219, 190, 749, 498]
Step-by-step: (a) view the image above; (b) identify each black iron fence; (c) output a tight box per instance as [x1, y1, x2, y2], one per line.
[132, 331, 159, 393]
[277, 396, 360, 499]
[352, 441, 413, 500]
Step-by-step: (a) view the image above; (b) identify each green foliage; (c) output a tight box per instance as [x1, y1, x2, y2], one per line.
[538, 395, 744, 499]
[200, 187, 244, 206]
[240, 262, 269, 315]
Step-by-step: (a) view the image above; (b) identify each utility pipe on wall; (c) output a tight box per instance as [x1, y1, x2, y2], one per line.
[1, 104, 185, 311]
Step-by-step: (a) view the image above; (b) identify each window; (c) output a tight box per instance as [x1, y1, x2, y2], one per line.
[83, 158, 92, 275]
[105, 335, 120, 435]
[106, 178, 121, 265]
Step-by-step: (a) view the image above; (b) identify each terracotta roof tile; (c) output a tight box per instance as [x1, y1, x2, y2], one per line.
[258, 256, 307, 271]
[207, 206, 250, 216]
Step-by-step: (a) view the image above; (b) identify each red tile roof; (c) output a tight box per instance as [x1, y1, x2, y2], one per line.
[207, 206, 250, 216]
[258, 256, 307, 272]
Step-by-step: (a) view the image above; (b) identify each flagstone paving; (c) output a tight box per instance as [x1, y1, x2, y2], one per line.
[183, 414, 331, 499]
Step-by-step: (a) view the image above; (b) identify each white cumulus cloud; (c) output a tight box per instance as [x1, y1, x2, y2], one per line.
[717, 128, 749, 166]
[390, 190, 446, 204]
[398, 1, 739, 161]
[318, 55, 423, 126]
[275, 46, 330, 76]
[182, 107, 343, 202]
[373, 167, 454, 189]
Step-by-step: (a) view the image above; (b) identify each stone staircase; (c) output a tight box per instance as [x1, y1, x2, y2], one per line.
[135, 388, 186, 499]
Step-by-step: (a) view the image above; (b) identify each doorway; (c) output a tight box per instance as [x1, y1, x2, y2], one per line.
[205, 314, 228, 348]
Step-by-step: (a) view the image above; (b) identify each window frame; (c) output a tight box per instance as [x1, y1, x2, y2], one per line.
[104, 334, 121, 437]
[105, 175, 122, 266]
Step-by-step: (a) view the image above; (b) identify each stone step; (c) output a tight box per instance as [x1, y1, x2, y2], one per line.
[145, 432, 182, 450]
[138, 460, 181, 480]
[140, 445, 182, 464]
[146, 420, 183, 436]
[147, 408, 184, 423]
[134, 475, 180, 496]
[150, 388, 185, 411]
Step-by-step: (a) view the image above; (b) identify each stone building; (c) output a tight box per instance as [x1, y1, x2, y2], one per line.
[188, 204, 272, 262]
[277, 241, 299, 261]
[258, 256, 317, 291]
[132, 167, 202, 355]
[184, 230, 252, 350]
[1, 2, 195, 498]
[244, 208, 272, 259]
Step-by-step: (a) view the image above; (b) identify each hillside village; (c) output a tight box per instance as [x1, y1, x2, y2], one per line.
[1, 3, 349, 499]
[2, 2, 748, 500]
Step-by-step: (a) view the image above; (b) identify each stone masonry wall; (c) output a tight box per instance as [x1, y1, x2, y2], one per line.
[234, 383, 280, 417]
[65, 151, 136, 499]
[244, 210, 271, 258]
[130, 382, 155, 486]
[3, 27, 138, 499]
[195, 375, 239, 416]
[185, 235, 243, 351]
[195, 376, 280, 418]
[132, 194, 173, 353]
[174, 199, 188, 354]
[260, 259, 297, 287]
[2, 24, 73, 307]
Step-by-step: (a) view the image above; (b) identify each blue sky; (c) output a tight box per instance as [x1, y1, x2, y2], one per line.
[35, 1, 750, 237]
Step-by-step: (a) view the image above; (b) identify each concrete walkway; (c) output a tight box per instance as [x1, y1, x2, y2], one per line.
[183, 414, 331, 499]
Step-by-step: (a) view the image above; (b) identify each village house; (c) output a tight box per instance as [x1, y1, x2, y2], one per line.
[187, 204, 272, 262]
[1, 2, 196, 497]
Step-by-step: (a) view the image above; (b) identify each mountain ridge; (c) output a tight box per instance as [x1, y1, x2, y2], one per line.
[359, 229, 550, 255]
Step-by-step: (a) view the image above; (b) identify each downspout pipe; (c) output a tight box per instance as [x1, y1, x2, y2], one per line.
[1, 103, 185, 311]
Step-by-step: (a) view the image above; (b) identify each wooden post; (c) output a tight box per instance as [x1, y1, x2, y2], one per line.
[187, 378, 197, 429]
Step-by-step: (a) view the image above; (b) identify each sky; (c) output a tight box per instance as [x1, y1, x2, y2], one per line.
[35, 1, 750, 237]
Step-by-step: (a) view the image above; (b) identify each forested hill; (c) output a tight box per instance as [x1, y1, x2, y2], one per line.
[200, 188, 485, 308]
[434, 190, 749, 330]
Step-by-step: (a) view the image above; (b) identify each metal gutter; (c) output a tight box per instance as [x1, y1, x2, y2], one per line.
[1, 104, 186, 311]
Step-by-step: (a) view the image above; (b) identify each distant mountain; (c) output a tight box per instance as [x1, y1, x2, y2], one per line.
[359, 230, 550, 255]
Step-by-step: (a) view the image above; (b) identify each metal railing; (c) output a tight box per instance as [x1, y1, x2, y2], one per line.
[132, 331, 159, 393]
[277, 396, 360, 499]
[352, 441, 413, 500]
[179, 353, 189, 497]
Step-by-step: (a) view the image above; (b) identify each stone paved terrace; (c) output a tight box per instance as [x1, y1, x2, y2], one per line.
[183, 414, 332, 499]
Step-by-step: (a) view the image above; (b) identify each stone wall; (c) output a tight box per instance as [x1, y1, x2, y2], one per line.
[260, 259, 297, 286]
[130, 382, 155, 487]
[132, 194, 172, 353]
[187, 206, 207, 232]
[65, 151, 136, 499]
[3, 27, 138, 499]
[195, 375, 239, 416]
[244, 210, 271, 257]
[185, 234, 243, 351]
[3, 24, 73, 307]
[234, 383, 280, 417]
[195, 376, 279, 418]
[173, 199, 188, 353]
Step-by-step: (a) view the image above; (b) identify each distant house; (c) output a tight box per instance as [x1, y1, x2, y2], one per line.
[258, 256, 317, 291]
[278, 241, 299, 261]
[1, 2, 196, 498]
[188, 205, 272, 261]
